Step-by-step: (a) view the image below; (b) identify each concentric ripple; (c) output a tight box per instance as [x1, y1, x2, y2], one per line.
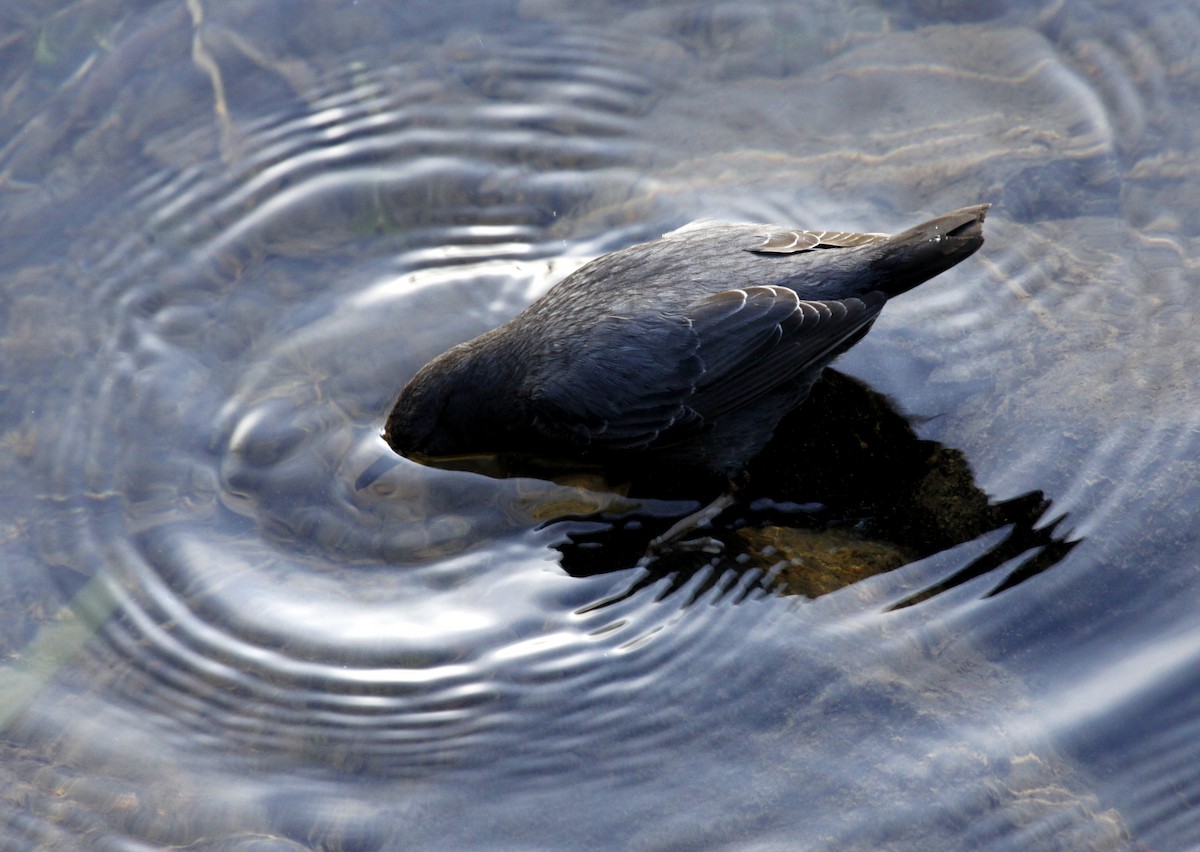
[21, 25, 732, 780]
[4, 0, 1200, 848]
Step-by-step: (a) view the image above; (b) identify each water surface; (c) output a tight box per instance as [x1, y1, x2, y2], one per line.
[2, 0, 1199, 847]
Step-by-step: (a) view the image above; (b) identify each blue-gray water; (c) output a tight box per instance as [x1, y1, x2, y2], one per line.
[2, 0, 1198, 848]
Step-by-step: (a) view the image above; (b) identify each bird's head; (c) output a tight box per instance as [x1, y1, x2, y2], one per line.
[384, 334, 523, 461]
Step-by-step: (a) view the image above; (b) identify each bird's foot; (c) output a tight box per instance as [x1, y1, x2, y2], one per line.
[645, 491, 737, 556]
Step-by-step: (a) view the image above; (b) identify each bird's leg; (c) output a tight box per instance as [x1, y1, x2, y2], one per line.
[648, 491, 735, 552]
[645, 474, 746, 554]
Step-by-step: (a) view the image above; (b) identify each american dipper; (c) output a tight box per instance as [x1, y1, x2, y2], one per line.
[386, 205, 988, 482]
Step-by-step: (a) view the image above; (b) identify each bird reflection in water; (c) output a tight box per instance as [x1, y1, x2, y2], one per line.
[544, 370, 1079, 610]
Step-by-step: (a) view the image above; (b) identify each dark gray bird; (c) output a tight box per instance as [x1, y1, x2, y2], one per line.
[385, 204, 988, 481]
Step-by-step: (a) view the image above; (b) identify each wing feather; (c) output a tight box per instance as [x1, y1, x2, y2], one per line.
[684, 286, 885, 419]
[751, 229, 889, 254]
[528, 286, 885, 453]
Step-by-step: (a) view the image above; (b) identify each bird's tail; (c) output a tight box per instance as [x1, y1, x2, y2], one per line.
[874, 204, 989, 298]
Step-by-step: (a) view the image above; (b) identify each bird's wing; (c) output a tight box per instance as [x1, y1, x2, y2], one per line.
[528, 286, 884, 451]
[528, 313, 705, 450]
[683, 286, 885, 420]
[750, 229, 889, 254]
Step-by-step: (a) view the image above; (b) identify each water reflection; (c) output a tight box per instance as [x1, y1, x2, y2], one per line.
[545, 369, 1078, 605]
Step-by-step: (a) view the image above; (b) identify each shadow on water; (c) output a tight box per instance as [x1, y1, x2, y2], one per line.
[412, 368, 1081, 608]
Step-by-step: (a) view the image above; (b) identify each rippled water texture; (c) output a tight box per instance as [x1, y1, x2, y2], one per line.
[3, 0, 1200, 847]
